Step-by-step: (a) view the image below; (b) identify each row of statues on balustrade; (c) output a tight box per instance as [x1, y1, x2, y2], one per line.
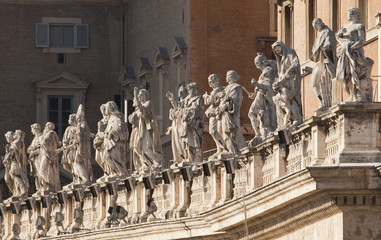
[2, 7, 373, 200]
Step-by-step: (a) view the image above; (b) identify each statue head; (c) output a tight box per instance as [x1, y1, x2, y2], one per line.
[254, 53, 268, 70]
[76, 104, 85, 124]
[312, 18, 325, 32]
[138, 89, 149, 103]
[178, 83, 188, 100]
[45, 122, 55, 132]
[186, 82, 198, 96]
[31, 123, 41, 135]
[68, 114, 77, 126]
[100, 104, 108, 118]
[208, 74, 219, 88]
[105, 101, 120, 117]
[14, 130, 24, 141]
[272, 41, 286, 57]
[4, 131, 14, 143]
[348, 7, 360, 22]
[226, 70, 239, 84]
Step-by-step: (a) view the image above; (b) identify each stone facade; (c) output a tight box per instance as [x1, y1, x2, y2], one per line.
[0, 0, 123, 154]
[2, 104, 381, 239]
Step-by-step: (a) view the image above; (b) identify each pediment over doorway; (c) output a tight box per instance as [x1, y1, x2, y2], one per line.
[32, 71, 89, 90]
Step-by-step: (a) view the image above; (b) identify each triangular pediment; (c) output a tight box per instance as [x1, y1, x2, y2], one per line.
[33, 71, 89, 89]
[153, 47, 169, 68]
[136, 57, 152, 79]
[171, 36, 187, 59]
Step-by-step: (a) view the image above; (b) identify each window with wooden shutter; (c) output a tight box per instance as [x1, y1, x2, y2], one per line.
[35, 23, 49, 47]
[75, 24, 89, 48]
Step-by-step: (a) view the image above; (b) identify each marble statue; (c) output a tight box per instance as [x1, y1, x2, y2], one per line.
[94, 104, 108, 176]
[248, 53, 277, 146]
[272, 41, 303, 130]
[166, 84, 187, 166]
[61, 114, 77, 176]
[40, 122, 61, 192]
[216, 70, 246, 154]
[94, 101, 128, 177]
[311, 18, 337, 111]
[3, 130, 29, 198]
[129, 87, 162, 175]
[181, 82, 204, 164]
[336, 7, 374, 102]
[27, 123, 43, 192]
[60, 105, 93, 184]
[203, 74, 228, 157]
[74, 104, 94, 183]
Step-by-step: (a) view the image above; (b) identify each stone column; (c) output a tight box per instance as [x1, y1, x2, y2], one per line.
[166, 172, 180, 219]
[218, 167, 233, 205]
[311, 124, 326, 165]
[95, 188, 107, 229]
[2, 205, 11, 239]
[273, 143, 286, 179]
[175, 176, 190, 218]
[377, 13, 381, 101]
[131, 183, 142, 224]
[252, 152, 263, 188]
[206, 166, 221, 210]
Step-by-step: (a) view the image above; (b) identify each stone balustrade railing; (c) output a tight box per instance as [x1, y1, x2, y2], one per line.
[1, 103, 381, 239]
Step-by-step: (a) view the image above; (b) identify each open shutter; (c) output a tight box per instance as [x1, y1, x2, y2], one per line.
[74, 24, 89, 48]
[35, 23, 49, 47]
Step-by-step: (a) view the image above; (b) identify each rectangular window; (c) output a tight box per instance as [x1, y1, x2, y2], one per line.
[36, 23, 89, 49]
[331, 0, 339, 32]
[358, 0, 368, 29]
[50, 25, 74, 48]
[269, 0, 278, 36]
[308, 0, 316, 57]
[284, 4, 292, 47]
[48, 96, 73, 139]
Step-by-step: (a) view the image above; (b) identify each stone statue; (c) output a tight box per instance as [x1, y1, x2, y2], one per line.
[60, 105, 93, 184]
[272, 41, 303, 130]
[311, 18, 337, 111]
[94, 104, 108, 176]
[27, 123, 43, 192]
[61, 114, 77, 176]
[336, 7, 373, 102]
[74, 104, 94, 183]
[248, 53, 277, 146]
[129, 87, 162, 175]
[3, 131, 29, 198]
[216, 70, 246, 154]
[203, 74, 227, 157]
[94, 101, 128, 177]
[181, 82, 204, 164]
[40, 122, 61, 192]
[166, 83, 187, 167]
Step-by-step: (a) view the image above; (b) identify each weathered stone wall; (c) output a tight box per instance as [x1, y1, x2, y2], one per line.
[0, 1, 123, 155]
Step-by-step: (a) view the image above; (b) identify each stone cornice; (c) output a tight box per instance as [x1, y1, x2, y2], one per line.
[201, 165, 381, 235]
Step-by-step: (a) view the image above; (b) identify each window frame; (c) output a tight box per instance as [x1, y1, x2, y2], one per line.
[47, 95, 74, 139]
[35, 17, 88, 53]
